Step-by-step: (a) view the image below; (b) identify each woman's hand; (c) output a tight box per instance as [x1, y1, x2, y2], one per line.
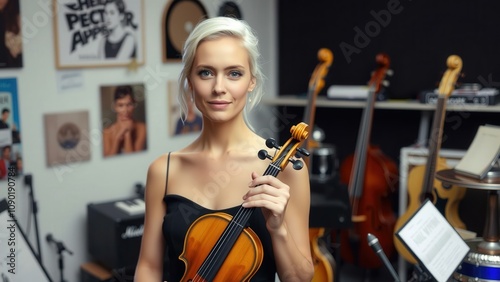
[242, 172, 291, 232]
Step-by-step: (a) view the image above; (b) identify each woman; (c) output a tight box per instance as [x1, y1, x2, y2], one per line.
[134, 17, 313, 281]
[100, 0, 136, 59]
[103, 85, 146, 157]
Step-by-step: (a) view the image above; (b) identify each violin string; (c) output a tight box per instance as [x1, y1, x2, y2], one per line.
[195, 162, 281, 280]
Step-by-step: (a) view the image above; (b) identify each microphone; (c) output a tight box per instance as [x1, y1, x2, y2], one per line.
[367, 233, 400, 282]
[46, 233, 73, 255]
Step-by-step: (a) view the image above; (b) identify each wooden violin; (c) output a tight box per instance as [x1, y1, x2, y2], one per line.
[179, 122, 310, 282]
[338, 53, 399, 269]
[394, 55, 466, 264]
[301, 48, 337, 282]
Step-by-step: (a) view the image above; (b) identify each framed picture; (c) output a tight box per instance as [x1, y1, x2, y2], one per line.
[43, 110, 91, 166]
[100, 83, 147, 157]
[162, 0, 208, 62]
[0, 78, 22, 179]
[167, 80, 202, 136]
[53, 0, 145, 69]
[0, 0, 22, 68]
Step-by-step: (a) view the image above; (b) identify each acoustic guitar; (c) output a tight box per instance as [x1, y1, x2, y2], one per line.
[394, 55, 467, 264]
[179, 123, 310, 281]
[301, 48, 337, 282]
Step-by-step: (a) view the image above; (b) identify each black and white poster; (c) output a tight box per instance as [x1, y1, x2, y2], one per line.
[53, 0, 144, 69]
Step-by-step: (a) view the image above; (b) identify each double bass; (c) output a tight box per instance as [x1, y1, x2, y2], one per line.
[302, 48, 337, 282]
[179, 123, 310, 281]
[394, 55, 466, 264]
[338, 53, 399, 269]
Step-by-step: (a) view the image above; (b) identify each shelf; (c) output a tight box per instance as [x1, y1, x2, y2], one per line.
[264, 95, 500, 112]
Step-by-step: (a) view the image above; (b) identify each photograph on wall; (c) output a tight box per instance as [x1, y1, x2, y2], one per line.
[0, 0, 22, 68]
[44, 110, 91, 166]
[53, 0, 144, 68]
[162, 0, 208, 62]
[168, 80, 202, 136]
[0, 78, 22, 179]
[100, 83, 147, 157]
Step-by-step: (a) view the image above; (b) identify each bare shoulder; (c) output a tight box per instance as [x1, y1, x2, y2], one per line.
[146, 154, 169, 193]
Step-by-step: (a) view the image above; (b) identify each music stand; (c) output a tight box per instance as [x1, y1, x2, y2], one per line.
[395, 199, 470, 282]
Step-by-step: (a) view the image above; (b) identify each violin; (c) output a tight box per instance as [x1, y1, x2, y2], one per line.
[302, 48, 337, 281]
[394, 55, 466, 264]
[179, 123, 310, 282]
[338, 53, 399, 269]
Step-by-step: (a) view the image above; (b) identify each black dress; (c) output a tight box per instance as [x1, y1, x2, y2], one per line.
[161, 152, 277, 281]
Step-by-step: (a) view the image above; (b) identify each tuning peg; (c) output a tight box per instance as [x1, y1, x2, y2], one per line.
[265, 138, 279, 149]
[290, 159, 304, 170]
[382, 80, 390, 87]
[386, 69, 394, 76]
[258, 149, 271, 160]
[296, 147, 310, 157]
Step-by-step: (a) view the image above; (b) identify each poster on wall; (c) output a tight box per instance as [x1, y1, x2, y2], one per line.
[43, 110, 91, 166]
[168, 80, 202, 136]
[0, 0, 22, 69]
[0, 78, 22, 179]
[53, 0, 144, 69]
[100, 83, 147, 157]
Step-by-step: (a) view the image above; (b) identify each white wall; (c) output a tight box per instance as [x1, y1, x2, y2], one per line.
[0, 1, 278, 281]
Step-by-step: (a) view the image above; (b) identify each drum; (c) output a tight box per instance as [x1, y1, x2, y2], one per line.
[453, 238, 500, 281]
[309, 144, 338, 182]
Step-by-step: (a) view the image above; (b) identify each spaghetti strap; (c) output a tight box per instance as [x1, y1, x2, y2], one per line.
[164, 152, 171, 196]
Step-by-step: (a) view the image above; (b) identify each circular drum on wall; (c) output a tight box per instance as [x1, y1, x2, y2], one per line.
[163, 0, 208, 62]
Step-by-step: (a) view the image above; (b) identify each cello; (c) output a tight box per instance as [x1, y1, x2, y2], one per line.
[302, 48, 337, 282]
[394, 55, 466, 264]
[179, 123, 310, 281]
[338, 53, 399, 269]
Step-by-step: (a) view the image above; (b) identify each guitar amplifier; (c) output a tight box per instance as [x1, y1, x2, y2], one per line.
[87, 197, 145, 270]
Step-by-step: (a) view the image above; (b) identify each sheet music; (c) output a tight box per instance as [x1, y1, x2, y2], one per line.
[396, 200, 469, 282]
[454, 124, 500, 179]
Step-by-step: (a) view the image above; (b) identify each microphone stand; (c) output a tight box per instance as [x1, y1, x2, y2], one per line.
[25, 174, 42, 263]
[46, 234, 73, 282]
[367, 233, 401, 282]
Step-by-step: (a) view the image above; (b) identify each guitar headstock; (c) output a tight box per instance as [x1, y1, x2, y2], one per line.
[368, 53, 392, 94]
[258, 122, 310, 171]
[437, 55, 463, 97]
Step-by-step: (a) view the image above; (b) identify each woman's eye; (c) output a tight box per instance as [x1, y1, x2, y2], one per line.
[229, 71, 242, 78]
[198, 70, 212, 77]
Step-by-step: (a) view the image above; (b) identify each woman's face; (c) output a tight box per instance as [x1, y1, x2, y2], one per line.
[189, 37, 255, 123]
[114, 94, 135, 121]
[104, 3, 122, 30]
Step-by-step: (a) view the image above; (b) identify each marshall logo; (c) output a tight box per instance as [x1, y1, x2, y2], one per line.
[121, 224, 144, 239]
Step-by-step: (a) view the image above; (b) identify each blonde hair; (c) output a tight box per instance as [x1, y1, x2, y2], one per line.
[178, 17, 264, 128]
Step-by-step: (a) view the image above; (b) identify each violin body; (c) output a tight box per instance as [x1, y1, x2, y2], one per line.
[394, 156, 466, 264]
[339, 145, 398, 269]
[309, 228, 336, 281]
[180, 212, 263, 282]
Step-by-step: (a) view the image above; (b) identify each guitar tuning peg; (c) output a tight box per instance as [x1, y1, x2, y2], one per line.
[382, 80, 390, 87]
[386, 69, 394, 76]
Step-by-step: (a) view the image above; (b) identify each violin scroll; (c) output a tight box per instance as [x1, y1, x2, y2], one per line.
[437, 55, 463, 97]
[258, 122, 310, 171]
